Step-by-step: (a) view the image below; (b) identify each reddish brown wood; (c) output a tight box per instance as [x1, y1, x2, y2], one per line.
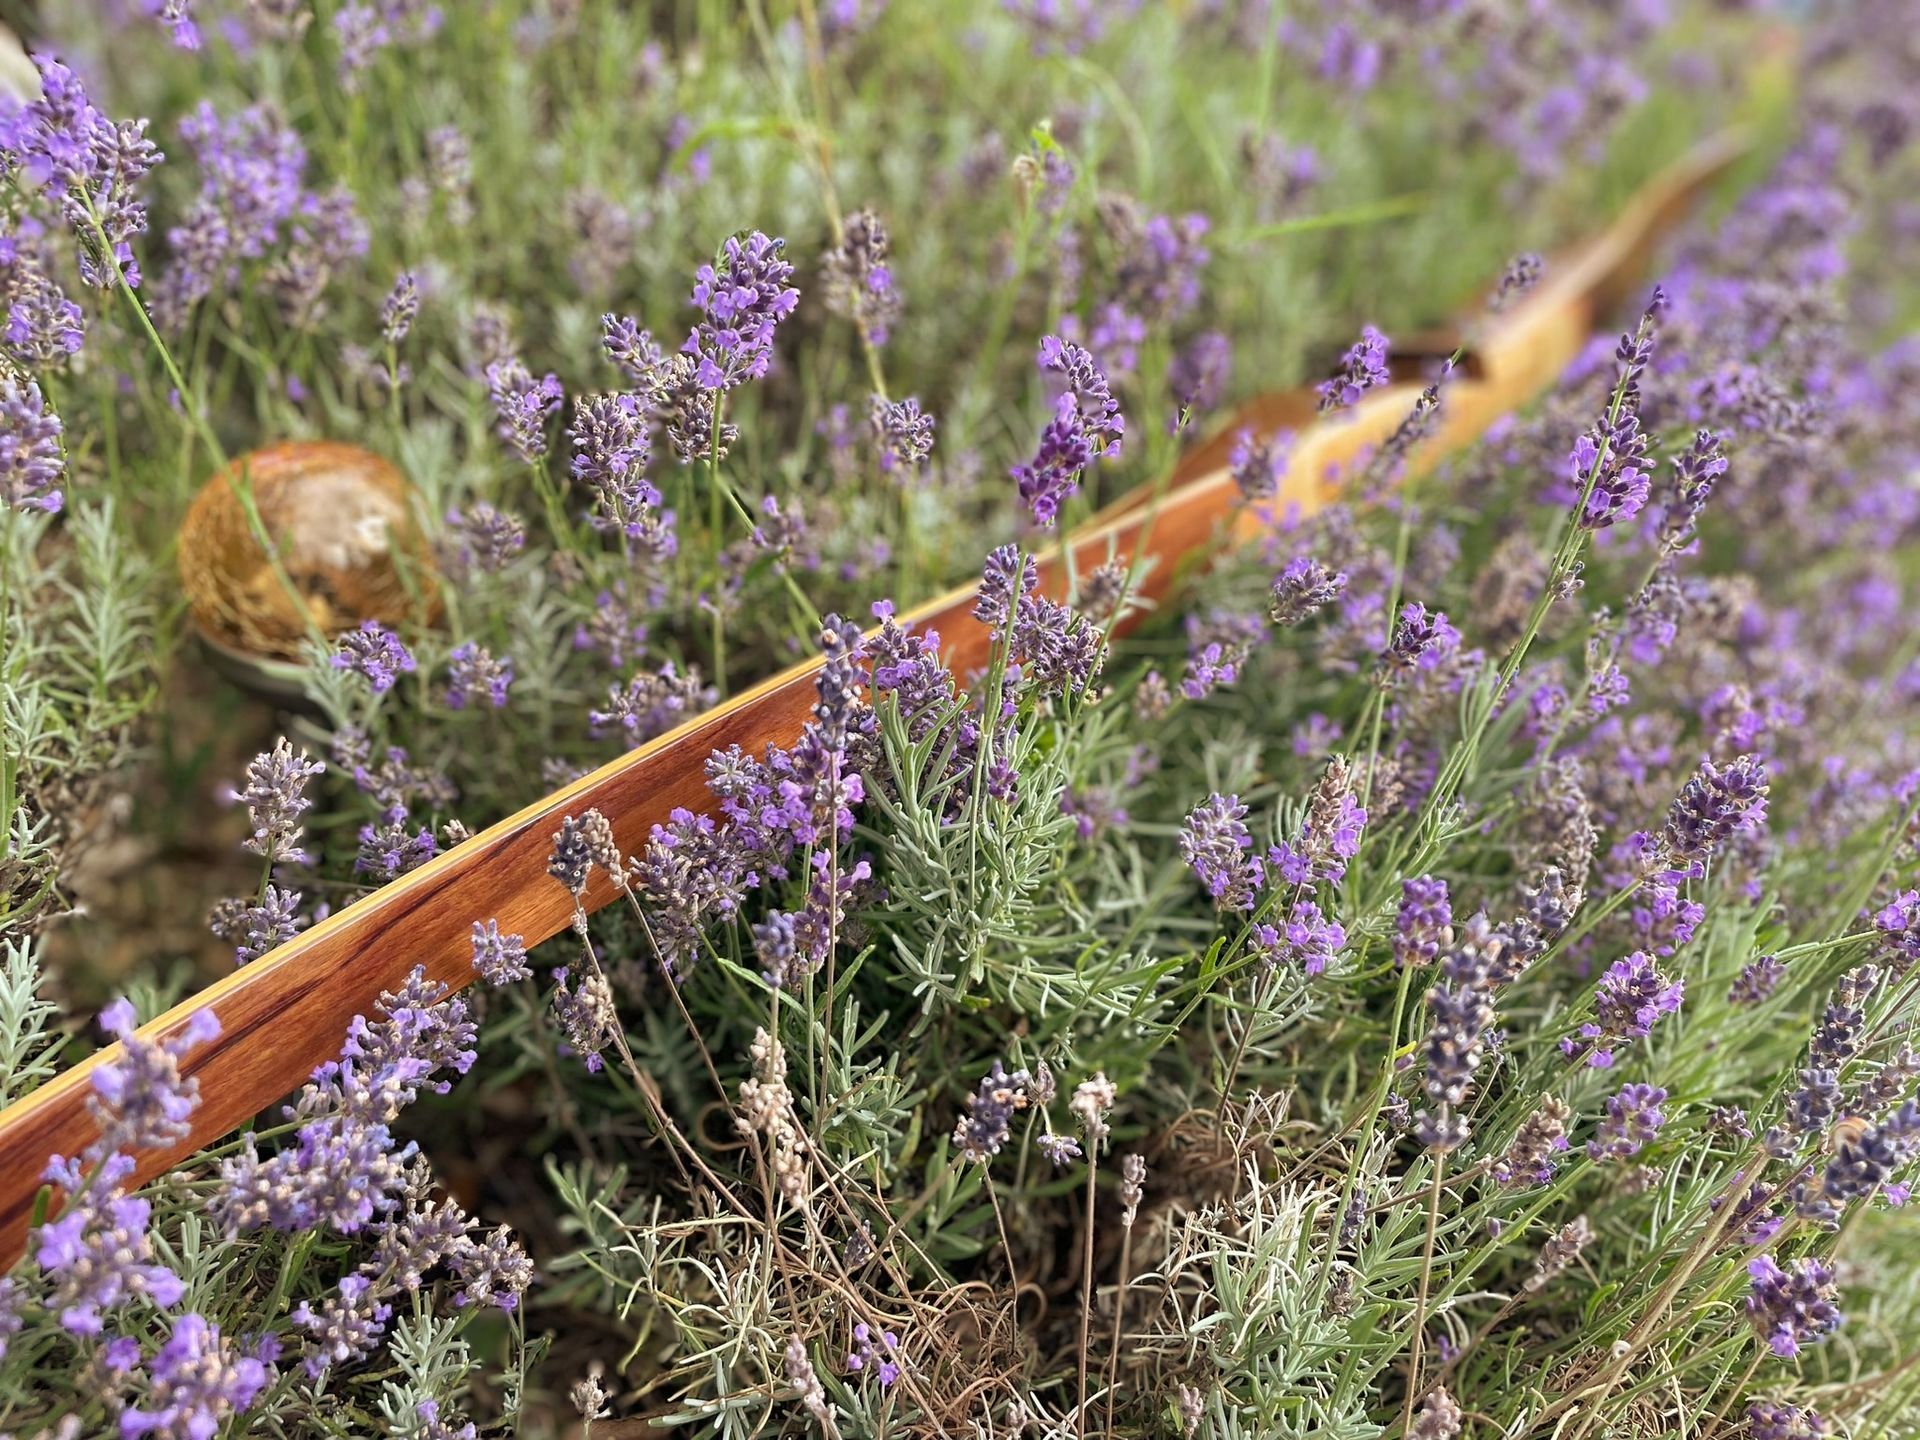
[0, 129, 1748, 1267]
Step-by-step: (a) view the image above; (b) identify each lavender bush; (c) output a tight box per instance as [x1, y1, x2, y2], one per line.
[5, 2, 1920, 1438]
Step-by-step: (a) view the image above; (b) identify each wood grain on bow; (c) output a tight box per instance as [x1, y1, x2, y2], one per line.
[0, 128, 1749, 1267]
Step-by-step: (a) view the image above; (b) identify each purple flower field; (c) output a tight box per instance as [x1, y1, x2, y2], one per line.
[3, 2, 1920, 1437]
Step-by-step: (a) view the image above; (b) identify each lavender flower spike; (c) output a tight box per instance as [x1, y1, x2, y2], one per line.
[486, 358, 565, 464]
[1011, 335, 1125, 527]
[1317, 325, 1390, 412]
[1, 374, 67, 514]
[332, 620, 416, 694]
[88, 998, 221, 1155]
[1746, 1255, 1842, 1359]
[685, 230, 800, 391]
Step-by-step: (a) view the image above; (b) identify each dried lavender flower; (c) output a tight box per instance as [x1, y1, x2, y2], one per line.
[1118, 1152, 1147, 1227]
[1407, 1387, 1461, 1440]
[785, 1338, 841, 1436]
[1070, 1072, 1117, 1149]
[1525, 1214, 1593, 1292]
[1496, 1095, 1572, 1187]
[550, 965, 617, 1074]
[470, 919, 531, 985]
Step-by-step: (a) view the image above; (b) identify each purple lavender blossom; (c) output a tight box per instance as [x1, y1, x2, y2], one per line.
[975, 549, 1038, 635]
[1011, 336, 1124, 527]
[1490, 252, 1545, 311]
[88, 999, 220, 1156]
[486, 358, 565, 465]
[451, 1226, 535, 1311]
[1569, 426, 1651, 530]
[1746, 1255, 1842, 1358]
[1874, 891, 1920, 970]
[845, 1322, 903, 1388]
[1661, 754, 1769, 868]
[601, 312, 670, 391]
[1254, 899, 1346, 975]
[445, 501, 526, 574]
[293, 1272, 391, 1376]
[237, 737, 324, 865]
[569, 391, 656, 525]
[1317, 325, 1390, 412]
[1180, 793, 1262, 912]
[1571, 294, 1663, 530]
[471, 919, 531, 986]
[1660, 427, 1727, 553]
[353, 810, 438, 880]
[223, 885, 303, 965]
[1394, 876, 1453, 969]
[1735, 960, 1789, 1006]
[156, 102, 308, 327]
[685, 231, 800, 390]
[1036, 1131, 1082, 1167]
[0, 56, 163, 289]
[1, 375, 66, 514]
[954, 1061, 1032, 1163]
[1229, 428, 1289, 502]
[120, 1313, 273, 1439]
[590, 664, 711, 745]
[1382, 601, 1462, 679]
[1564, 951, 1683, 1067]
[332, 620, 416, 694]
[1011, 391, 1095, 527]
[1113, 208, 1211, 323]
[35, 1152, 184, 1335]
[869, 394, 936, 475]
[1587, 1083, 1667, 1161]
[822, 209, 901, 347]
[1745, 1400, 1829, 1440]
[1167, 330, 1231, 426]
[3, 225, 86, 363]
[1822, 1102, 1920, 1205]
[444, 642, 513, 710]
[1269, 555, 1347, 627]
[212, 968, 475, 1236]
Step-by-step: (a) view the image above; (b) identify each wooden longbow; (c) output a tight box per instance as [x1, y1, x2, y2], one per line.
[0, 129, 1748, 1266]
